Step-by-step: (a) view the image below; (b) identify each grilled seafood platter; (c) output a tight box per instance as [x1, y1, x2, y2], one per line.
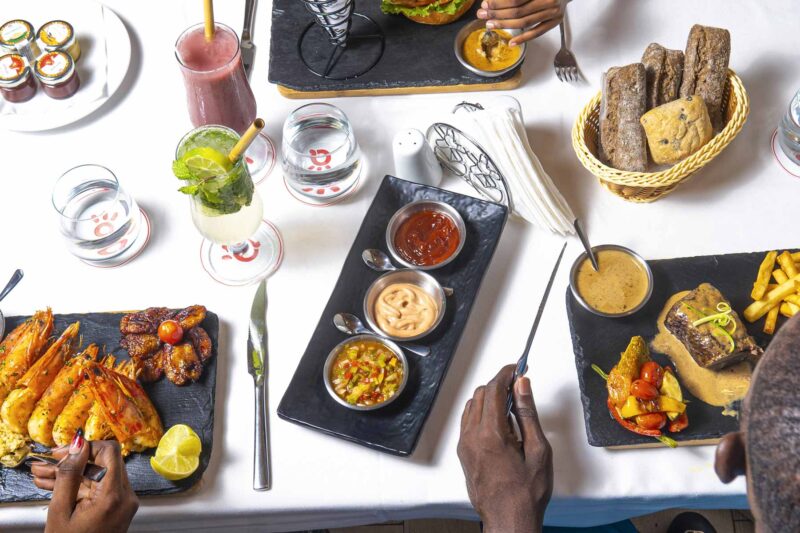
[0, 309, 165, 464]
[119, 306, 213, 386]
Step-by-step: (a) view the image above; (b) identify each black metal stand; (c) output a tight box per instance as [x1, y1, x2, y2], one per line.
[298, 0, 384, 80]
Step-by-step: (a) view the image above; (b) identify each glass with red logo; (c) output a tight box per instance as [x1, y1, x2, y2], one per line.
[281, 103, 362, 201]
[51, 165, 149, 267]
[175, 22, 275, 183]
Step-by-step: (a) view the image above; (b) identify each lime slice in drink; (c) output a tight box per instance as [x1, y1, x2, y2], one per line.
[180, 147, 233, 179]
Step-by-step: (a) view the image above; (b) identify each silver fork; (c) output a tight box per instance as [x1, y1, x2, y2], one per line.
[554, 21, 579, 82]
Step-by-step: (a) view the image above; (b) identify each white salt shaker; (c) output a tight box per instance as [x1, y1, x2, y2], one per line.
[392, 129, 443, 187]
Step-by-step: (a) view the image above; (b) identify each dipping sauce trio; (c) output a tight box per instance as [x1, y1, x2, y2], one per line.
[0, 19, 81, 102]
[326, 200, 465, 409]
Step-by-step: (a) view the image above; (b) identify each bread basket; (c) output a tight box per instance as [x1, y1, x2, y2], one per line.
[572, 69, 749, 202]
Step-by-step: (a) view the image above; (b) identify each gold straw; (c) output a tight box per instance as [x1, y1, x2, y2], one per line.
[204, 0, 215, 41]
[229, 119, 265, 162]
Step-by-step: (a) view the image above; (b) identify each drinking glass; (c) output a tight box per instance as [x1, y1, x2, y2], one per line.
[281, 103, 362, 200]
[177, 125, 283, 286]
[52, 165, 146, 266]
[175, 22, 275, 184]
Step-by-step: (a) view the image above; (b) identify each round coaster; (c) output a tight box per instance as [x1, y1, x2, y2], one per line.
[246, 133, 278, 185]
[199, 219, 284, 286]
[282, 166, 363, 207]
[80, 207, 151, 269]
[771, 128, 800, 178]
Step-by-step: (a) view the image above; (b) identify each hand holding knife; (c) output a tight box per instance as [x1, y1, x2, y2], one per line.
[248, 279, 271, 490]
[506, 242, 567, 416]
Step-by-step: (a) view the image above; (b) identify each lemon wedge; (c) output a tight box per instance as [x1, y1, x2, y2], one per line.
[150, 424, 201, 481]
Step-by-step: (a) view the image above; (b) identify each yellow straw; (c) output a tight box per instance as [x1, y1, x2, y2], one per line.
[204, 0, 215, 41]
[229, 119, 265, 162]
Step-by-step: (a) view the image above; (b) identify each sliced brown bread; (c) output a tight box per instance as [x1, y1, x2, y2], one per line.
[599, 63, 648, 172]
[642, 43, 684, 110]
[680, 24, 731, 130]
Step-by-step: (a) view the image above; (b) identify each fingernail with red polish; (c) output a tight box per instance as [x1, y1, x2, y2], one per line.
[70, 428, 84, 455]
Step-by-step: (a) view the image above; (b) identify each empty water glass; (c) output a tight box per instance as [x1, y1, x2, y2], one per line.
[282, 103, 362, 200]
[52, 165, 143, 265]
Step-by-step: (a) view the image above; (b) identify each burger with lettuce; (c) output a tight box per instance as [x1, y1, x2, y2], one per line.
[380, 0, 475, 25]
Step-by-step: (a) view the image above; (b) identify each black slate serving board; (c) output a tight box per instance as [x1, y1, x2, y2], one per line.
[278, 176, 507, 455]
[0, 311, 218, 502]
[568, 250, 790, 449]
[268, 0, 520, 96]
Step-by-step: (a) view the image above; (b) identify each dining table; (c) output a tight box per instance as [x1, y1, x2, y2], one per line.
[1, 0, 798, 530]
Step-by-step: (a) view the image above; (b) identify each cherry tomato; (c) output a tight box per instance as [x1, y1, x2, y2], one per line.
[630, 379, 659, 401]
[635, 412, 667, 431]
[158, 320, 184, 345]
[669, 413, 689, 433]
[640, 361, 664, 389]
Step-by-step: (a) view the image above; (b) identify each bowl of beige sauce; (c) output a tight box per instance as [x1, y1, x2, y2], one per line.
[364, 270, 446, 342]
[569, 245, 653, 318]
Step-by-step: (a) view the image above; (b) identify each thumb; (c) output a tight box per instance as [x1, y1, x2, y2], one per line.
[49, 429, 90, 522]
[513, 377, 548, 459]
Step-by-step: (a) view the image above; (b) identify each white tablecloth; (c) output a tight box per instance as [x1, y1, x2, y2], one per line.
[2, 0, 798, 530]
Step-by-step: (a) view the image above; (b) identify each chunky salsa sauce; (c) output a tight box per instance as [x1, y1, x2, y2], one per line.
[330, 340, 404, 407]
[394, 209, 460, 267]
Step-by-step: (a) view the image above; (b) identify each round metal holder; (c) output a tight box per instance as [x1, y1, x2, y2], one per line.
[298, 11, 385, 80]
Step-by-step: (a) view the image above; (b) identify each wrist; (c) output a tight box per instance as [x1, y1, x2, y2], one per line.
[481, 506, 543, 533]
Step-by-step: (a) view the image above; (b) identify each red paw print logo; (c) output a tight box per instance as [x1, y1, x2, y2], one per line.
[91, 212, 118, 237]
[221, 240, 261, 262]
[308, 148, 331, 171]
[301, 185, 341, 196]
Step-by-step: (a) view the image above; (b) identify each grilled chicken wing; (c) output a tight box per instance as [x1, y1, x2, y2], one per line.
[174, 305, 207, 331]
[119, 307, 172, 335]
[164, 343, 202, 386]
[138, 346, 165, 383]
[186, 327, 213, 363]
[120, 334, 161, 358]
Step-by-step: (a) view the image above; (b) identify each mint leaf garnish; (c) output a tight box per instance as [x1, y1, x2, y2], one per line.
[172, 160, 193, 180]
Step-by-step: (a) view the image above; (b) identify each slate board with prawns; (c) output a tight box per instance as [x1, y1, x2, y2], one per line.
[0, 308, 218, 502]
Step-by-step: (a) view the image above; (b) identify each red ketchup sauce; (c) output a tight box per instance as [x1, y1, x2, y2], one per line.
[394, 209, 460, 267]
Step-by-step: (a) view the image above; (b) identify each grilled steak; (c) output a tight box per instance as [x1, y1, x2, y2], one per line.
[665, 283, 763, 369]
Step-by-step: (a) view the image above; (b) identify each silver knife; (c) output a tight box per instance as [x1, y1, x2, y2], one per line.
[248, 279, 270, 490]
[506, 242, 568, 415]
[241, 0, 257, 79]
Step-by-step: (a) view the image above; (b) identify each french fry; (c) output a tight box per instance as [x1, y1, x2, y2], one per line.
[789, 302, 800, 315]
[752, 251, 778, 300]
[780, 303, 795, 319]
[777, 251, 799, 278]
[764, 306, 780, 334]
[774, 269, 789, 284]
[792, 251, 800, 262]
[767, 284, 778, 291]
[785, 294, 800, 307]
[744, 277, 800, 322]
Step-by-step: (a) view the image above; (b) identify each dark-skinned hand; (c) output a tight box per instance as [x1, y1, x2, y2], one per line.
[31, 435, 139, 533]
[477, 0, 564, 46]
[457, 364, 553, 533]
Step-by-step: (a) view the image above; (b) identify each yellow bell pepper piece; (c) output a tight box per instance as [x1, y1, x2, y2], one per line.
[619, 395, 686, 419]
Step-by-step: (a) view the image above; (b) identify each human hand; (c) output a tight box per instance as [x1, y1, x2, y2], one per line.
[476, 0, 564, 46]
[457, 365, 553, 533]
[31, 432, 139, 533]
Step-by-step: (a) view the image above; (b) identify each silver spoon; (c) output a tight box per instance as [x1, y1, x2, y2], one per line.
[573, 220, 598, 271]
[333, 313, 431, 357]
[0, 269, 23, 340]
[362, 249, 455, 297]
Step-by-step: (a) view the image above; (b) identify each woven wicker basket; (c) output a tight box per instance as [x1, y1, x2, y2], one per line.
[572, 69, 749, 202]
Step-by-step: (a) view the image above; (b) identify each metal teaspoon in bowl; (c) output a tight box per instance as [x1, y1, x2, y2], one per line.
[333, 313, 430, 357]
[0, 269, 24, 340]
[362, 249, 455, 297]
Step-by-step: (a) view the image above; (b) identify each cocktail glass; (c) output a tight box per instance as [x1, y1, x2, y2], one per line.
[175, 22, 275, 184]
[176, 125, 283, 285]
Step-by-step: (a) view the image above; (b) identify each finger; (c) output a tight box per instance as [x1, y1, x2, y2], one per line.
[49, 445, 69, 461]
[481, 364, 517, 430]
[468, 386, 486, 426]
[486, 7, 561, 29]
[30, 462, 58, 479]
[513, 377, 548, 455]
[482, 0, 557, 12]
[50, 430, 91, 521]
[33, 476, 55, 491]
[509, 18, 560, 46]
[460, 399, 472, 432]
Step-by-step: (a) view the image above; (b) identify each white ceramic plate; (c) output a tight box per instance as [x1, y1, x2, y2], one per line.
[0, 0, 131, 132]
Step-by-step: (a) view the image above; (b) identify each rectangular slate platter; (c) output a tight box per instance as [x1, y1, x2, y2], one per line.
[278, 175, 508, 455]
[268, 0, 519, 93]
[568, 250, 794, 449]
[0, 310, 218, 502]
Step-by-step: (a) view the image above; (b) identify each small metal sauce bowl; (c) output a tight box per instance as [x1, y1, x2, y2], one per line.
[386, 200, 466, 270]
[454, 19, 527, 78]
[323, 334, 409, 411]
[568, 244, 654, 318]
[364, 270, 447, 342]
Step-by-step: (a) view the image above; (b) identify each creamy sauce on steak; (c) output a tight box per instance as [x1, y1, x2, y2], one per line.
[652, 291, 751, 414]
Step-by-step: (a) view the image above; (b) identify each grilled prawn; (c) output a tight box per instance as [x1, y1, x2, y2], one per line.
[0, 309, 54, 403]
